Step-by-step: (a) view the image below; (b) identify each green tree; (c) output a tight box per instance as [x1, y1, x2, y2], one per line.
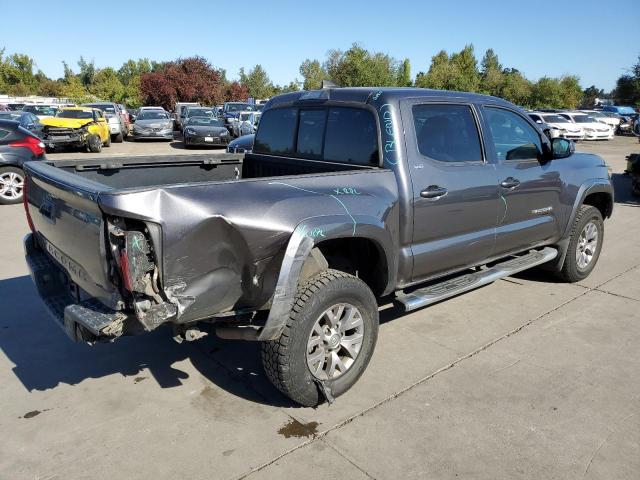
[500, 69, 533, 107]
[480, 48, 503, 96]
[449, 44, 480, 92]
[397, 58, 412, 87]
[559, 75, 583, 109]
[61, 76, 91, 103]
[91, 67, 125, 102]
[299, 59, 327, 90]
[325, 43, 399, 87]
[531, 77, 564, 108]
[77, 56, 95, 87]
[613, 55, 640, 107]
[581, 85, 605, 108]
[239, 64, 274, 99]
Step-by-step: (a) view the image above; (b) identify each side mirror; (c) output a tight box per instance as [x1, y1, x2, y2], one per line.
[551, 137, 574, 159]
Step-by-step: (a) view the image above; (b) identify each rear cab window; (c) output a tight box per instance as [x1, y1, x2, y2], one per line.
[254, 106, 379, 166]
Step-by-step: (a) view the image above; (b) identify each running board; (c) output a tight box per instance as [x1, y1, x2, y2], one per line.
[395, 247, 558, 312]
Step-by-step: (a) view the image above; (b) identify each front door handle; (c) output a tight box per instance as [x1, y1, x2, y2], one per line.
[500, 177, 521, 189]
[420, 185, 448, 199]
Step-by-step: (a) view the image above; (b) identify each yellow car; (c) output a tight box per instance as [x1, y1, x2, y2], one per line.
[41, 107, 111, 153]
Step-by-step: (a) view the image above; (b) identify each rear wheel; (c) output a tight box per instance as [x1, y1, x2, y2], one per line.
[261, 269, 378, 406]
[557, 205, 604, 282]
[0, 166, 24, 205]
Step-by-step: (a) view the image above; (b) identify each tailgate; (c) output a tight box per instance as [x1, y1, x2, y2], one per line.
[24, 161, 119, 307]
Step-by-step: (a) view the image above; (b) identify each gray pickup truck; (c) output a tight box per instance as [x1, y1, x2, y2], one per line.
[23, 88, 613, 406]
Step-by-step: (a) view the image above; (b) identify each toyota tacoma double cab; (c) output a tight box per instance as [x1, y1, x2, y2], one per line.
[23, 88, 613, 406]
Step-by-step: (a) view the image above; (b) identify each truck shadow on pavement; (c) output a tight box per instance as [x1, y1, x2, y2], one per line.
[0, 275, 296, 407]
[611, 173, 639, 207]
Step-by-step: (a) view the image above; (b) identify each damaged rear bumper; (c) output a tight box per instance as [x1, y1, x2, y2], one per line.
[25, 233, 130, 342]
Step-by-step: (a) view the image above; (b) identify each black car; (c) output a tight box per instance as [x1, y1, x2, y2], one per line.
[0, 111, 43, 137]
[226, 133, 255, 153]
[0, 119, 45, 204]
[183, 117, 230, 148]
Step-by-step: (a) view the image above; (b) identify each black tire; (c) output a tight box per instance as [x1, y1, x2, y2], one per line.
[557, 205, 604, 282]
[261, 269, 379, 407]
[0, 166, 25, 205]
[113, 131, 124, 143]
[87, 134, 102, 153]
[104, 134, 111, 147]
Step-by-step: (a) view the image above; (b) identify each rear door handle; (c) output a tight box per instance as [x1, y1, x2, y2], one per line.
[420, 185, 448, 199]
[500, 177, 521, 189]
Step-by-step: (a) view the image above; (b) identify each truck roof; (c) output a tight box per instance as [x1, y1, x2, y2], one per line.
[266, 87, 516, 109]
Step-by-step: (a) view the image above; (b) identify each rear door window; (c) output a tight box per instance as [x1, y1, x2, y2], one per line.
[324, 107, 378, 165]
[412, 104, 483, 162]
[254, 107, 298, 156]
[296, 109, 326, 159]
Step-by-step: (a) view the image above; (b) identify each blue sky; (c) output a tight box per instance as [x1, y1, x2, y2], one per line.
[2, 0, 638, 91]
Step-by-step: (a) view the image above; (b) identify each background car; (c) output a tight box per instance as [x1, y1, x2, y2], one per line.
[22, 104, 59, 119]
[238, 111, 261, 137]
[226, 133, 254, 153]
[182, 106, 216, 128]
[174, 102, 200, 130]
[182, 117, 230, 148]
[558, 112, 613, 140]
[0, 111, 44, 137]
[580, 110, 620, 131]
[528, 112, 584, 141]
[221, 102, 257, 134]
[41, 107, 110, 153]
[83, 102, 127, 142]
[0, 119, 45, 204]
[131, 110, 174, 141]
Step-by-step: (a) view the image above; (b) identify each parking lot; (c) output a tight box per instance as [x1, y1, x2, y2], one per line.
[1, 136, 639, 479]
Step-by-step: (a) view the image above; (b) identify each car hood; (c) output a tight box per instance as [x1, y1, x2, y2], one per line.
[547, 122, 582, 132]
[135, 119, 172, 128]
[228, 134, 255, 149]
[581, 122, 610, 130]
[40, 117, 93, 129]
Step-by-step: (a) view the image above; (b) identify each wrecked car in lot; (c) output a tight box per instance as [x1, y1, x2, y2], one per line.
[40, 107, 111, 153]
[23, 88, 613, 406]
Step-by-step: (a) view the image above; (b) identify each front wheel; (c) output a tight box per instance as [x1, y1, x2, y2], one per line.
[86, 134, 102, 153]
[261, 269, 378, 406]
[558, 205, 604, 282]
[113, 131, 124, 143]
[0, 166, 25, 205]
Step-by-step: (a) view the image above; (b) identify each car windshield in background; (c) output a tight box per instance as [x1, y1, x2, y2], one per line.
[572, 115, 593, 123]
[188, 109, 214, 117]
[57, 110, 93, 119]
[86, 104, 116, 114]
[139, 111, 169, 120]
[24, 105, 57, 116]
[226, 103, 253, 112]
[543, 115, 570, 123]
[188, 118, 223, 127]
[0, 112, 21, 121]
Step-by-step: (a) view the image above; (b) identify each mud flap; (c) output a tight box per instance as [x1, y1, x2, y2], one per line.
[313, 378, 335, 405]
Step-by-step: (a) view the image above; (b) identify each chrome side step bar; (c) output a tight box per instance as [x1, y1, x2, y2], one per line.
[395, 247, 558, 312]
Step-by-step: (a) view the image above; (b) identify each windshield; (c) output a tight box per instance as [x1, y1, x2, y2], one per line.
[24, 105, 57, 116]
[187, 118, 223, 127]
[543, 114, 569, 123]
[588, 111, 605, 118]
[226, 103, 253, 113]
[572, 115, 594, 123]
[187, 109, 214, 117]
[57, 110, 93, 119]
[138, 111, 169, 120]
[86, 104, 116, 114]
[0, 112, 21, 121]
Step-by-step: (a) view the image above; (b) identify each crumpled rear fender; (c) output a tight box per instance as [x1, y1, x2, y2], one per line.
[258, 214, 396, 341]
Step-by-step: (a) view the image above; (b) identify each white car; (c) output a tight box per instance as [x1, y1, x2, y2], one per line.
[528, 112, 585, 141]
[22, 104, 60, 120]
[559, 112, 613, 140]
[580, 110, 620, 130]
